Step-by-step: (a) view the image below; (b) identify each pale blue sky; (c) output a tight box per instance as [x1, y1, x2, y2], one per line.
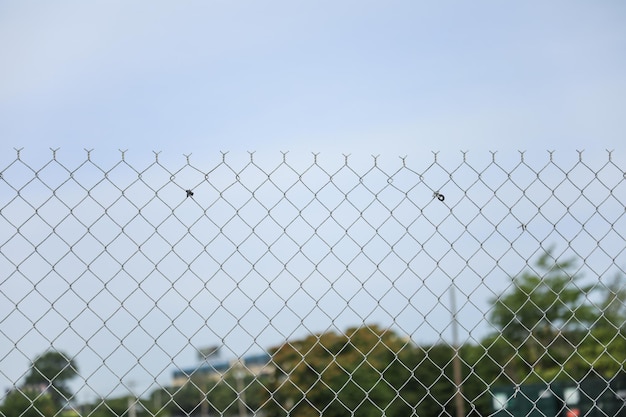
[1, 0, 626, 404]
[1, 1, 625, 153]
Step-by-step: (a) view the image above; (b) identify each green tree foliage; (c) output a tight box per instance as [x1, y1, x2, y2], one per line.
[595, 272, 626, 331]
[24, 350, 78, 410]
[166, 370, 267, 416]
[84, 395, 163, 417]
[264, 324, 490, 417]
[264, 325, 412, 417]
[168, 382, 206, 416]
[85, 396, 131, 417]
[486, 249, 615, 383]
[575, 273, 626, 377]
[0, 389, 56, 417]
[146, 387, 171, 417]
[393, 343, 492, 417]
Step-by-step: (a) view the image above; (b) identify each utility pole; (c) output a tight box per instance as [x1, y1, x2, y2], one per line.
[127, 380, 137, 417]
[234, 363, 247, 417]
[450, 284, 465, 417]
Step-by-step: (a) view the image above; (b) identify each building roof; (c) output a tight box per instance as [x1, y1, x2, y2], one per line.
[172, 352, 272, 379]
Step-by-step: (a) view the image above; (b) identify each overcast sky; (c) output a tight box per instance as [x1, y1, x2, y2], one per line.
[1, 0, 625, 404]
[1, 1, 625, 153]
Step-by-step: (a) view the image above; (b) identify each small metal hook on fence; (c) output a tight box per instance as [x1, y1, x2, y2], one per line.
[433, 191, 445, 202]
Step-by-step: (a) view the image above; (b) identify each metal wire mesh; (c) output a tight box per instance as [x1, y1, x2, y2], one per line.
[1, 149, 625, 417]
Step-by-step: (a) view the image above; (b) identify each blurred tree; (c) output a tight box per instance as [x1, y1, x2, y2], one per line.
[205, 372, 266, 416]
[574, 272, 626, 377]
[165, 368, 268, 416]
[0, 388, 56, 417]
[86, 396, 130, 417]
[487, 249, 599, 382]
[24, 350, 78, 410]
[146, 386, 171, 417]
[167, 381, 211, 416]
[400, 343, 493, 417]
[266, 325, 432, 417]
[595, 272, 626, 331]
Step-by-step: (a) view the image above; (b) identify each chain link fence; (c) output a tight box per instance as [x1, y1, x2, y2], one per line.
[1, 149, 625, 417]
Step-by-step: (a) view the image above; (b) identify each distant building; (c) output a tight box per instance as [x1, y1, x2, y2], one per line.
[171, 353, 273, 387]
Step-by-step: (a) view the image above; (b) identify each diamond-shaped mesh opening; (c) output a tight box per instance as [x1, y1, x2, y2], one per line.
[1, 150, 625, 417]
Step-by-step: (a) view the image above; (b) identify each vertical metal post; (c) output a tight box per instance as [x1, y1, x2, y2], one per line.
[199, 361, 209, 417]
[200, 388, 209, 417]
[235, 365, 247, 417]
[127, 380, 137, 417]
[450, 285, 465, 417]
